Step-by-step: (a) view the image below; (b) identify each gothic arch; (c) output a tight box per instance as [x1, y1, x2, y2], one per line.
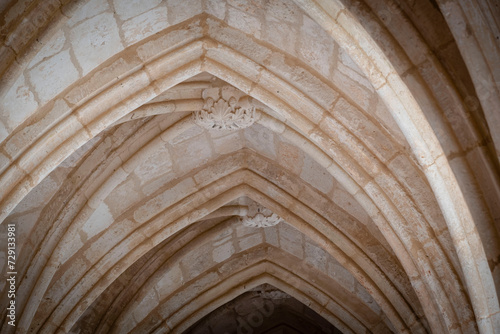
[0, 0, 499, 333]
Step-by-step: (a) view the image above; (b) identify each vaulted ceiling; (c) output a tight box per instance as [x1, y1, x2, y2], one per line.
[0, 0, 499, 333]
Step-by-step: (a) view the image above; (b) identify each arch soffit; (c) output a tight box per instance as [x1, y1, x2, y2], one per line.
[85, 218, 391, 334]
[4, 51, 472, 334]
[28, 168, 426, 334]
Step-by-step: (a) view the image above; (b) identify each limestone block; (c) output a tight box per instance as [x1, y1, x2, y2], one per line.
[388, 154, 446, 233]
[279, 223, 303, 259]
[134, 142, 173, 184]
[167, 0, 202, 25]
[325, 300, 365, 334]
[122, 6, 169, 46]
[207, 18, 271, 65]
[227, 7, 261, 39]
[134, 177, 196, 223]
[305, 240, 327, 272]
[355, 285, 381, 314]
[142, 171, 177, 196]
[181, 243, 215, 281]
[65, 0, 109, 27]
[171, 133, 213, 171]
[244, 124, 276, 159]
[236, 223, 260, 238]
[213, 229, 232, 246]
[8, 211, 40, 248]
[170, 125, 204, 145]
[105, 177, 143, 218]
[132, 287, 159, 323]
[205, 45, 262, 83]
[2, 0, 31, 29]
[1, 74, 38, 130]
[338, 55, 374, 93]
[318, 119, 381, 178]
[328, 260, 355, 293]
[265, 0, 301, 24]
[70, 12, 124, 75]
[298, 15, 335, 76]
[205, 0, 226, 19]
[82, 203, 114, 241]
[0, 151, 10, 173]
[193, 152, 243, 186]
[159, 272, 219, 319]
[239, 232, 263, 251]
[118, 316, 138, 334]
[264, 52, 338, 113]
[372, 97, 407, 144]
[331, 187, 371, 226]
[136, 20, 203, 62]
[213, 131, 243, 155]
[64, 55, 143, 105]
[300, 154, 333, 194]
[156, 263, 183, 300]
[13, 175, 57, 213]
[0, 121, 8, 144]
[277, 140, 303, 175]
[114, 0, 162, 21]
[28, 29, 66, 69]
[213, 241, 235, 263]
[83, 219, 136, 265]
[28, 49, 79, 104]
[331, 67, 374, 112]
[263, 21, 296, 56]
[264, 225, 279, 247]
[332, 98, 396, 162]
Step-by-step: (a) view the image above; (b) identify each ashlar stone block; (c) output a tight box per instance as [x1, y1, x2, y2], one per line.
[70, 12, 124, 75]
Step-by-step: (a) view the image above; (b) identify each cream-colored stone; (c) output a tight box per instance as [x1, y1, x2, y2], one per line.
[13, 175, 58, 213]
[82, 202, 113, 240]
[227, 6, 261, 39]
[70, 12, 124, 75]
[300, 154, 333, 194]
[262, 21, 296, 56]
[28, 29, 66, 69]
[134, 177, 196, 223]
[65, 0, 109, 27]
[298, 15, 335, 76]
[244, 124, 276, 159]
[1, 74, 38, 130]
[213, 241, 235, 263]
[171, 133, 213, 171]
[156, 263, 183, 300]
[134, 142, 173, 184]
[114, 0, 162, 21]
[213, 131, 243, 155]
[205, 0, 226, 19]
[132, 288, 159, 323]
[0, 121, 8, 144]
[28, 49, 79, 104]
[167, 0, 202, 25]
[238, 232, 263, 251]
[121, 6, 169, 46]
[277, 140, 303, 175]
[279, 223, 303, 259]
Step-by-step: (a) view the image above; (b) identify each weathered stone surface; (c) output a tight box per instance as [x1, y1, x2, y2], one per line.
[70, 12, 124, 75]
[0, 1, 498, 334]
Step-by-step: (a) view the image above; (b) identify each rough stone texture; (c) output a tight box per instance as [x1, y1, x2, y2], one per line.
[0, 0, 499, 333]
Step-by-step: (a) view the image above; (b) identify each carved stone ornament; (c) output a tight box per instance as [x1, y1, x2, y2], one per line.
[193, 86, 256, 130]
[240, 204, 282, 228]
